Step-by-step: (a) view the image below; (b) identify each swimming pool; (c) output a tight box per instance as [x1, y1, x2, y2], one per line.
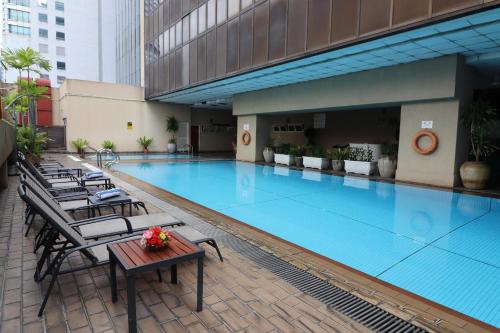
[114, 161, 500, 327]
[88, 153, 193, 161]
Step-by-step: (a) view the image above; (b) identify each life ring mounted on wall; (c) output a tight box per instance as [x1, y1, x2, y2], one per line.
[241, 131, 251, 145]
[412, 130, 438, 155]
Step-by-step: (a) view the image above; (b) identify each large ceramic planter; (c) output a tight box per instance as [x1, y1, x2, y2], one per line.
[378, 156, 397, 178]
[294, 157, 303, 167]
[331, 160, 344, 172]
[274, 154, 294, 166]
[344, 160, 377, 175]
[460, 161, 491, 190]
[263, 148, 274, 163]
[303, 156, 330, 170]
[167, 143, 177, 153]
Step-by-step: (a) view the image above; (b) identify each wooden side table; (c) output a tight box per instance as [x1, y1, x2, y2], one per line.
[107, 233, 205, 333]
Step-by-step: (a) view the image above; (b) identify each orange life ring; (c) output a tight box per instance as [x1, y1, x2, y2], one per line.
[412, 130, 438, 155]
[241, 131, 251, 145]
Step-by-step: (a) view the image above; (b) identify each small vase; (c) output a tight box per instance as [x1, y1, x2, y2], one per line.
[460, 161, 491, 190]
[263, 147, 274, 163]
[378, 156, 397, 178]
[331, 160, 344, 172]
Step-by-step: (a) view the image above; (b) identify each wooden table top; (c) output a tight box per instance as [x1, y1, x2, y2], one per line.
[108, 232, 203, 270]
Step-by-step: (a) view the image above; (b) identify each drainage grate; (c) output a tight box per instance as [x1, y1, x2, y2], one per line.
[202, 227, 427, 333]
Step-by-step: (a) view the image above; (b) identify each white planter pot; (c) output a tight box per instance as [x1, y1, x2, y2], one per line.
[378, 157, 397, 178]
[303, 156, 330, 170]
[344, 160, 377, 175]
[263, 148, 274, 163]
[167, 143, 177, 153]
[274, 154, 294, 166]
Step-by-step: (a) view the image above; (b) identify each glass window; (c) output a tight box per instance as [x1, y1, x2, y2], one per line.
[39, 28, 48, 38]
[169, 27, 175, 49]
[7, 0, 30, 7]
[182, 16, 189, 43]
[159, 33, 164, 56]
[56, 46, 65, 56]
[163, 30, 169, 54]
[198, 3, 206, 33]
[175, 21, 181, 46]
[217, 0, 227, 24]
[241, 0, 252, 9]
[38, 0, 48, 7]
[190, 9, 197, 39]
[228, 0, 239, 18]
[57, 75, 66, 84]
[39, 73, 49, 79]
[55, 16, 64, 26]
[55, 1, 64, 11]
[8, 24, 30, 35]
[56, 31, 65, 40]
[38, 13, 48, 22]
[57, 61, 66, 70]
[207, 0, 215, 28]
[8, 9, 30, 22]
[39, 43, 48, 53]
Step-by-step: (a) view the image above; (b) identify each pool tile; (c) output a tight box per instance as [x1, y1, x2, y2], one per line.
[379, 246, 500, 328]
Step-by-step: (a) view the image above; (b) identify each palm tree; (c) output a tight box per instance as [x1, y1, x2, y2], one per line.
[1, 47, 52, 126]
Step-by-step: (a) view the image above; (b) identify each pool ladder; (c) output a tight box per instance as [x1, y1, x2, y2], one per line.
[178, 144, 194, 155]
[90, 147, 120, 168]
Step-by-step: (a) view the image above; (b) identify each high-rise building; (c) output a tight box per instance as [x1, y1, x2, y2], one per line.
[1, 0, 116, 86]
[115, 0, 142, 86]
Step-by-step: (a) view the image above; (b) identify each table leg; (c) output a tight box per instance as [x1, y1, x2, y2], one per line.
[121, 203, 124, 216]
[110, 256, 117, 303]
[197, 257, 203, 312]
[171, 265, 177, 284]
[126, 275, 137, 333]
[129, 201, 132, 216]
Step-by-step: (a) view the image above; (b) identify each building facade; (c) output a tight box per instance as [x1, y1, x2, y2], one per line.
[143, 0, 500, 188]
[1, 0, 116, 86]
[115, 0, 142, 86]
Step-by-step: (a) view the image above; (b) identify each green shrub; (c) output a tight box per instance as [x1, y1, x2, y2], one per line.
[289, 145, 305, 157]
[138, 136, 153, 150]
[348, 147, 373, 162]
[304, 144, 323, 158]
[16, 126, 48, 158]
[102, 140, 115, 150]
[330, 147, 350, 160]
[72, 138, 89, 153]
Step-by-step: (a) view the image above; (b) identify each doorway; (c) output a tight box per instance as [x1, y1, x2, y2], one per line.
[190, 125, 199, 154]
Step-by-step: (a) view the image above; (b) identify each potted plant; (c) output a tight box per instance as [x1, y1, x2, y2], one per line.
[289, 146, 305, 167]
[102, 140, 115, 151]
[378, 143, 398, 178]
[329, 147, 349, 172]
[274, 144, 294, 166]
[72, 138, 89, 158]
[303, 145, 330, 170]
[16, 126, 48, 162]
[166, 116, 179, 153]
[459, 100, 498, 189]
[138, 136, 153, 153]
[344, 147, 377, 175]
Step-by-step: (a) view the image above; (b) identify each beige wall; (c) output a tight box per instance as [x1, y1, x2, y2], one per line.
[236, 115, 271, 162]
[233, 55, 460, 116]
[56, 80, 190, 153]
[397, 100, 462, 187]
[190, 109, 235, 152]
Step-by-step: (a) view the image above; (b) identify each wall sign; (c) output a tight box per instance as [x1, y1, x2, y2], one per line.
[243, 123, 250, 131]
[421, 120, 433, 129]
[127, 121, 133, 130]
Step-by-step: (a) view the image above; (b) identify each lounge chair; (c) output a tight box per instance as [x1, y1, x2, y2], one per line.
[18, 185, 223, 316]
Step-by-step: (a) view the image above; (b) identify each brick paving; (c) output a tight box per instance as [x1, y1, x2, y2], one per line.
[1, 168, 369, 332]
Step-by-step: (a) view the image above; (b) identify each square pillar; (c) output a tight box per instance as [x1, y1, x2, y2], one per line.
[396, 99, 467, 187]
[236, 115, 271, 162]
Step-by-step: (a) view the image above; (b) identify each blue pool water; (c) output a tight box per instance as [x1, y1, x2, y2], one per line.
[114, 161, 500, 327]
[89, 153, 193, 161]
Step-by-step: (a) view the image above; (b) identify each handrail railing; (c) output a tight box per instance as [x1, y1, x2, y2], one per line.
[87, 146, 120, 168]
[178, 144, 194, 155]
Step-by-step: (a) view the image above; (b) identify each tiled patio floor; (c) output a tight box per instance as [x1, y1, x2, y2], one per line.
[1, 174, 368, 332]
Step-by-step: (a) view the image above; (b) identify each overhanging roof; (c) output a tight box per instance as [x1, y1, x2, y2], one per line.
[154, 7, 500, 106]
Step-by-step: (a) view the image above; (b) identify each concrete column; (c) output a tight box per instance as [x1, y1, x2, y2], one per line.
[396, 99, 467, 187]
[236, 115, 271, 162]
[0, 161, 8, 189]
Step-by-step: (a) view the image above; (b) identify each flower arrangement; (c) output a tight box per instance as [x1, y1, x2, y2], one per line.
[140, 226, 171, 250]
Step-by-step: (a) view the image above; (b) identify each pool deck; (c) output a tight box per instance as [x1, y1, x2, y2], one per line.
[0, 154, 496, 333]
